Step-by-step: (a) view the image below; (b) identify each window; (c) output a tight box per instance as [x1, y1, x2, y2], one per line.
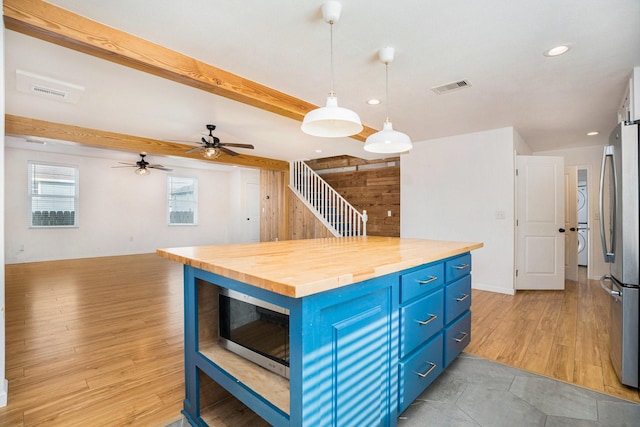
[29, 162, 79, 227]
[168, 176, 198, 225]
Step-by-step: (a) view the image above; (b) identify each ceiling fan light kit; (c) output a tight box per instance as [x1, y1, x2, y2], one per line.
[364, 46, 413, 154]
[112, 152, 173, 175]
[135, 166, 150, 176]
[203, 147, 222, 159]
[301, 0, 363, 138]
[186, 124, 254, 158]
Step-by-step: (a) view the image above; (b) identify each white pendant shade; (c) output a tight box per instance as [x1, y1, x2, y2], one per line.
[301, 96, 363, 138]
[364, 120, 413, 153]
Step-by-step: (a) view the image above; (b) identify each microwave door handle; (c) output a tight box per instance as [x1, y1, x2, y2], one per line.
[599, 145, 616, 263]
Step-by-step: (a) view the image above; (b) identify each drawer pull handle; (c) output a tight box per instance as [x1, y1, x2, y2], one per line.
[454, 263, 469, 270]
[417, 314, 437, 325]
[454, 332, 469, 343]
[418, 276, 438, 285]
[416, 362, 437, 378]
[456, 293, 469, 302]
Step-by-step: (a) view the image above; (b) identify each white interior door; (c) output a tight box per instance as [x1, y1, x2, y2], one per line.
[564, 166, 578, 282]
[516, 155, 565, 290]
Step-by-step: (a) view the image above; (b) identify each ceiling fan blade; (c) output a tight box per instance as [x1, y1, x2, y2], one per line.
[220, 143, 254, 149]
[149, 165, 173, 171]
[185, 147, 201, 153]
[117, 161, 137, 166]
[111, 165, 136, 168]
[218, 146, 239, 157]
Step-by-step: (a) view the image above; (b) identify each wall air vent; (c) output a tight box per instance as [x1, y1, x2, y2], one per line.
[431, 80, 471, 95]
[16, 69, 85, 104]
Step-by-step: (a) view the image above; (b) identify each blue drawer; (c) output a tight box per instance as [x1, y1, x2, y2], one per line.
[444, 310, 471, 367]
[445, 253, 471, 283]
[398, 333, 444, 414]
[445, 275, 471, 324]
[400, 262, 445, 303]
[400, 288, 444, 357]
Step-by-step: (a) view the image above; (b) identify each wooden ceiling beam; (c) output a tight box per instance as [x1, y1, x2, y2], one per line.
[5, 115, 290, 172]
[3, 0, 376, 143]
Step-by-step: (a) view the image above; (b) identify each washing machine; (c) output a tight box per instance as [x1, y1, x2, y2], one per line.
[577, 185, 588, 224]
[578, 227, 588, 266]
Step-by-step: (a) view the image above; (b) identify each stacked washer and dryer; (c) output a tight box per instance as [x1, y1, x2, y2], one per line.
[577, 182, 588, 266]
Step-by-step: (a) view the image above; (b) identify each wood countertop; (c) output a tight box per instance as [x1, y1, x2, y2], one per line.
[156, 236, 483, 298]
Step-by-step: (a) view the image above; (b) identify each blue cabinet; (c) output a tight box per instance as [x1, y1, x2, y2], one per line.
[398, 253, 473, 414]
[180, 252, 472, 426]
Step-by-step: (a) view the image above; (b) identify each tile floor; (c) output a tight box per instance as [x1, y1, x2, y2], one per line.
[399, 353, 640, 427]
[165, 353, 640, 427]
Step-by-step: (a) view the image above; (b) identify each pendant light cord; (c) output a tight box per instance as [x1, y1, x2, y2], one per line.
[384, 61, 390, 122]
[329, 21, 335, 97]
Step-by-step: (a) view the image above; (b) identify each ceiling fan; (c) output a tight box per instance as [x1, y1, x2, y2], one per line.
[112, 153, 173, 175]
[186, 124, 255, 159]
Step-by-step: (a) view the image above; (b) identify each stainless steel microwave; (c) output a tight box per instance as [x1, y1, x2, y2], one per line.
[218, 288, 290, 378]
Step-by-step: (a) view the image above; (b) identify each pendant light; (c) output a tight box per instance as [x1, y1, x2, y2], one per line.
[364, 47, 413, 153]
[301, 0, 363, 138]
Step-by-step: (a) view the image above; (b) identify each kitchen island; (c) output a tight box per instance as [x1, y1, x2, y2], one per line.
[157, 236, 483, 426]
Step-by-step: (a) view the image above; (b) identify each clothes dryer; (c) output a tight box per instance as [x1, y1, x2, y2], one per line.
[578, 227, 588, 266]
[578, 185, 588, 225]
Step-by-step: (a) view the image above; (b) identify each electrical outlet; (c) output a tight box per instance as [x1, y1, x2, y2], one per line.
[495, 210, 506, 220]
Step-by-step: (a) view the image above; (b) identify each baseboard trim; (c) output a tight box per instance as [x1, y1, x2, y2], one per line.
[0, 379, 8, 407]
[472, 282, 515, 295]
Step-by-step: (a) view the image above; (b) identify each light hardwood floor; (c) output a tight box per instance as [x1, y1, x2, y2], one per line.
[1, 255, 638, 426]
[1, 254, 186, 426]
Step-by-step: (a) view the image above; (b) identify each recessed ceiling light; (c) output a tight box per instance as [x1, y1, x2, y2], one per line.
[315, 149, 323, 153]
[544, 45, 570, 57]
[367, 98, 381, 105]
[587, 131, 599, 136]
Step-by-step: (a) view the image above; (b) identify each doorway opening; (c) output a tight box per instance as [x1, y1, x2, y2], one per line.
[577, 168, 588, 274]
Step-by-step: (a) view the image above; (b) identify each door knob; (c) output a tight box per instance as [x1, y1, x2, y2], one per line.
[569, 227, 576, 231]
[559, 228, 566, 233]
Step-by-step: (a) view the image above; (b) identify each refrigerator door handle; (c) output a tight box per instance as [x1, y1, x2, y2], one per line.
[599, 145, 616, 262]
[600, 275, 621, 298]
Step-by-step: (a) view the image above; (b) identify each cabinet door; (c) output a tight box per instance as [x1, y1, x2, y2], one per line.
[444, 310, 471, 367]
[301, 285, 395, 427]
[445, 275, 471, 324]
[400, 263, 445, 303]
[398, 333, 444, 414]
[445, 253, 472, 283]
[400, 288, 444, 357]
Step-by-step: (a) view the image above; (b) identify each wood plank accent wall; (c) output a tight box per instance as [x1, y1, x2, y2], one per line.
[288, 189, 335, 240]
[306, 156, 401, 237]
[260, 170, 289, 242]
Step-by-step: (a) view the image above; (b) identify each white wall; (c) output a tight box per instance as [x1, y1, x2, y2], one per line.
[401, 127, 520, 295]
[4, 145, 260, 263]
[534, 144, 608, 279]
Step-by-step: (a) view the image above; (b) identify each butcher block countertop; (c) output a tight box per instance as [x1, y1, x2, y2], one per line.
[156, 236, 483, 298]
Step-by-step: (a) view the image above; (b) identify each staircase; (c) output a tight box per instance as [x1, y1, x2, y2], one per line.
[290, 160, 367, 237]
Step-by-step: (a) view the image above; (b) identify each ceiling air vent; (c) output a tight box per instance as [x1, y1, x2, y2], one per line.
[16, 70, 85, 104]
[32, 85, 69, 99]
[431, 79, 471, 95]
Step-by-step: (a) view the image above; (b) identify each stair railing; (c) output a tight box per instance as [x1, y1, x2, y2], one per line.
[289, 160, 367, 237]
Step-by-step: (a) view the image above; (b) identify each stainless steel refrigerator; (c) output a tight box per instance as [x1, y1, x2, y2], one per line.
[599, 120, 640, 388]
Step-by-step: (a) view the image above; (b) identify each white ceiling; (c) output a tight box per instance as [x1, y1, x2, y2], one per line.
[5, 0, 640, 164]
